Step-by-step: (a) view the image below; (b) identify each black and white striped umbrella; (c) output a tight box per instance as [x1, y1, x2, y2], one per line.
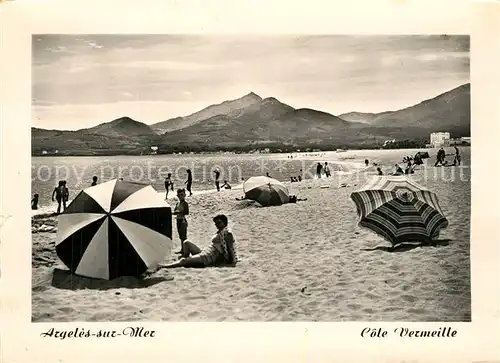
[350, 176, 448, 245]
[55, 179, 172, 280]
[243, 176, 289, 206]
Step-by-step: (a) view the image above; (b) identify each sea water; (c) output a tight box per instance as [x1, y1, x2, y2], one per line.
[31, 148, 455, 215]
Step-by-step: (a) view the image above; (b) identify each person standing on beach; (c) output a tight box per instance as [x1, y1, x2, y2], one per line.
[214, 169, 221, 192]
[62, 181, 69, 210]
[324, 162, 331, 177]
[377, 167, 383, 176]
[165, 173, 174, 199]
[52, 181, 64, 214]
[91, 176, 98, 186]
[173, 188, 189, 254]
[435, 147, 446, 166]
[31, 193, 39, 210]
[184, 169, 193, 196]
[316, 163, 323, 179]
[453, 146, 461, 166]
[365, 159, 369, 167]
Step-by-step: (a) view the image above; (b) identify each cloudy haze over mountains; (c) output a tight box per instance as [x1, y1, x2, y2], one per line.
[32, 35, 469, 130]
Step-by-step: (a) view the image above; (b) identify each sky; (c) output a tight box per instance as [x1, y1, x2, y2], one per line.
[32, 35, 470, 130]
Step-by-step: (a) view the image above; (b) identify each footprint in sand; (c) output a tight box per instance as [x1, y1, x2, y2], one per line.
[400, 294, 417, 303]
[347, 303, 362, 311]
[58, 307, 74, 314]
[407, 307, 428, 315]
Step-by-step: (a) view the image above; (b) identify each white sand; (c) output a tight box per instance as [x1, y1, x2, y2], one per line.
[32, 156, 471, 322]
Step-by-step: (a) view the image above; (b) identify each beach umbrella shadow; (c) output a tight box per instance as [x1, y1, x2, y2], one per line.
[361, 239, 451, 253]
[50, 268, 173, 291]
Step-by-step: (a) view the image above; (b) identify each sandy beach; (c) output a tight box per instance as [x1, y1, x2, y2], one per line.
[32, 151, 471, 322]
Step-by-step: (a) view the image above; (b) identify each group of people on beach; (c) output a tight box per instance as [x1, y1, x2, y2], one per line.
[32, 176, 100, 212]
[32, 180, 71, 213]
[315, 162, 331, 178]
[434, 146, 461, 167]
[159, 187, 238, 269]
[165, 169, 232, 199]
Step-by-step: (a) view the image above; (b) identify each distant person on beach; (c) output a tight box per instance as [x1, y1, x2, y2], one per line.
[91, 176, 98, 186]
[377, 167, 383, 176]
[297, 175, 302, 182]
[316, 163, 323, 178]
[162, 214, 238, 268]
[214, 169, 221, 191]
[405, 159, 413, 174]
[453, 146, 461, 166]
[266, 172, 271, 178]
[288, 195, 308, 203]
[31, 193, 39, 210]
[62, 181, 69, 208]
[365, 159, 369, 167]
[324, 162, 331, 177]
[435, 147, 446, 166]
[185, 169, 193, 196]
[221, 180, 232, 189]
[173, 188, 189, 254]
[52, 181, 64, 214]
[164, 173, 174, 199]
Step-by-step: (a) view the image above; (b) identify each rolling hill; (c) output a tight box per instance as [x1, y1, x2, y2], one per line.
[338, 111, 393, 124]
[78, 116, 157, 137]
[339, 83, 470, 135]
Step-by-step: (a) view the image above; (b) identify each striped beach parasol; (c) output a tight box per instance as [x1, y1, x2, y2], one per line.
[55, 179, 173, 280]
[350, 176, 448, 245]
[243, 176, 289, 206]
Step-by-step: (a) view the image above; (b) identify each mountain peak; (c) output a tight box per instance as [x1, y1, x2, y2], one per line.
[112, 116, 137, 124]
[242, 91, 262, 101]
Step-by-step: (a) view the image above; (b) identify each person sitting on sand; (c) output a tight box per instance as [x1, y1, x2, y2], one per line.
[377, 167, 383, 176]
[266, 172, 271, 178]
[288, 195, 307, 203]
[31, 193, 39, 210]
[393, 164, 404, 175]
[161, 214, 238, 268]
[221, 180, 232, 189]
[404, 159, 413, 174]
[91, 176, 98, 186]
[297, 175, 302, 182]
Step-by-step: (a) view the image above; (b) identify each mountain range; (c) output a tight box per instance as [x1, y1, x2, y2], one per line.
[32, 83, 470, 155]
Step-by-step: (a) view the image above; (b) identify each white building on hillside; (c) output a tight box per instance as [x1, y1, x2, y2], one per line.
[430, 132, 450, 147]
